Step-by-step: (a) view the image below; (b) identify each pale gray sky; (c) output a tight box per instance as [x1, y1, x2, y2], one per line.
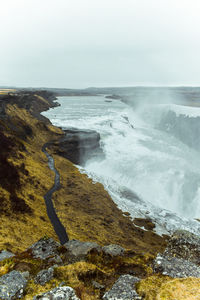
[1, 0, 200, 88]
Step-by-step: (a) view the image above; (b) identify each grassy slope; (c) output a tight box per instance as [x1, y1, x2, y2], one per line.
[0, 103, 62, 251]
[0, 95, 166, 255]
[1, 94, 199, 299]
[52, 153, 166, 253]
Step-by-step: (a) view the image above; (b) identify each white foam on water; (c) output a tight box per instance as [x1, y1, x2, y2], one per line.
[42, 96, 200, 235]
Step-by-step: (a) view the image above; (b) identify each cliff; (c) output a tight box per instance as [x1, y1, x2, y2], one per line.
[0, 91, 179, 299]
[0, 91, 166, 253]
[0, 91, 200, 299]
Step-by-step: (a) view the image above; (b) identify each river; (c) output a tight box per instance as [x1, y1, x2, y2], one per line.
[42, 95, 200, 235]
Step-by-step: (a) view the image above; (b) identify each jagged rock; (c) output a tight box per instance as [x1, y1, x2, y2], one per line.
[35, 267, 54, 286]
[102, 244, 125, 257]
[154, 254, 200, 278]
[30, 238, 60, 260]
[92, 280, 105, 290]
[53, 129, 104, 165]
[164, 229, 200, 265]
[103, 275, 141, 300]
[64, 239, 101, 258]
[33, 286, 80, 299]
[0, 250, 15, 261]
[0, 270, 27, 299]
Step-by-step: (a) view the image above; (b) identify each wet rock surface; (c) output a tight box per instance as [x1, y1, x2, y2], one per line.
[52, 129, 104, 165]
[102, 244, 125, 257]
[33, 286, 80, 299]
[0, 250, 15, 262]
[34, 267, 54, 286]
[154, 254, 200, 278]
[164, 229, 200, 265]
[103, 275, 141, 300]
[29, 237, 60, 260]
[0, 270, 27, 299]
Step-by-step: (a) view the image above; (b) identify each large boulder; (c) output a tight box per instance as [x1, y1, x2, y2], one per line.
[53, 129, 104, 165]
[0, 270, 27, 299]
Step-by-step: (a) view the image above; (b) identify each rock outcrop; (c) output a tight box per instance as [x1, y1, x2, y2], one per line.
[164, 229, 200, 265]
[51, 129, 104, 165]
[0, 231, 200, 299]
[137, 228, 200, 299]
[153, 254, 200, 278]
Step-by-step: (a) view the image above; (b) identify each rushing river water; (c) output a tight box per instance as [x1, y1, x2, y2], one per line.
[42, 95, 200, 235]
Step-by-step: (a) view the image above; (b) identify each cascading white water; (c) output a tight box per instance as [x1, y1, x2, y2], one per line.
[42, 95, 200, 235]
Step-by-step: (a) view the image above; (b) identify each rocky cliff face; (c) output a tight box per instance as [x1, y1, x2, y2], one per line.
[50, 128, 104, 165]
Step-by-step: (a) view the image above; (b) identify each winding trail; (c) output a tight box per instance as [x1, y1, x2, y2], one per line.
[42, 143, 69, 245]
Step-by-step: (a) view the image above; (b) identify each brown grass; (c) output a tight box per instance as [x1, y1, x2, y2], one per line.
[137, 275, 200, 300]
[1, 98, 166, 257]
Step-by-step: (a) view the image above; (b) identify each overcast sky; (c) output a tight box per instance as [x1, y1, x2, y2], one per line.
[1, 0, 200, 88]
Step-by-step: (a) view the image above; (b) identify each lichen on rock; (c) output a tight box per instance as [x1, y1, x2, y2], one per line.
[0, 270, 27, 299]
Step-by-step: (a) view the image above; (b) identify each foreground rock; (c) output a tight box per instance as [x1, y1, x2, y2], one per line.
[0, 270, 27, 299]
[30, 238, 60, 260]
[64, 239, 101, 259]
[33, 286, 80, 299]
[103, 275, 141, 300]
[34, 267, 54, 286]
[154, 254, 200, 278]
[102, 244, 125, 257]
[52, 129, 104, 165]
[164, 229, 200, 265]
